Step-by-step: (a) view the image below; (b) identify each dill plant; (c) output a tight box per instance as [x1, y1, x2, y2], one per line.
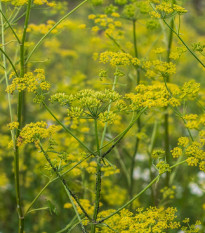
[0, 0, 205, 233]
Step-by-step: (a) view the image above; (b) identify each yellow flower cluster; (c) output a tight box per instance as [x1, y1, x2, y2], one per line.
[64, 198, 95, 216]
[49, 93, 70, 106]
[169, 46, 187, 60]
[1, 0, 55, 7]
[143, 59, 176, 79]
[27, 19, 74, 34]
[126, 80, 201, 110]
[160, 186, 176, 200]
[180, 80, 200, 100]
[178, 137, 189, 147]
[153, 47, 166, 54]
[115, 99, 127, 112]
[150, 1, 187, 18]
[102, 164, 120, 177]
[150, 11, 161, 19]
[27, 20, 56, 34]
[186, 142, 205, 169]
[183, 113, 205, 130]
[156, 161, 171, 174]
[171, 136, 205, 172]
[17, 121, 59, 147]
[85, 160, 119, 177]
[181, 219, 201, 233]
[67, 107, 84, 119]
[60, 153, 119, 178]
[98, 206, 181, 232]
[33, 0, 56, 7]
[51, 89, 121, 120]
[152, 149, 165, 159]
[99, 111, 117, 124]
[126, 83, 180, 110]
[7, 122, 19, 130]
[171, 146, 183, 158]
[88, 13, 122, 35]
[6, 69, 50, 94]
[173, 4, 188, 14]
[99, 51, 140, 66]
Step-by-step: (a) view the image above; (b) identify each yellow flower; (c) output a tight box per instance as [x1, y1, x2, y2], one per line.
[64, 203, 72, 209]
[88, 14, 96, 20]
[6, 70, 50, 94]
[17, 122, 60, 147]
[78, 24, 86, 29]
[7, 122, 19, 130]
[171, 147, 183, 158]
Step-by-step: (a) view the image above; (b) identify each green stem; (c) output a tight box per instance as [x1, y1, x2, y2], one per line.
[133, 20, 140, 85]
[106, 33, 126, 53]
[169, 160, 187, 169]
[91, 158, 101, 233]
[63, 187, 87, 233]
[56, 215, 78, 233]
[14, 1, 32, 232]
[169, 155, 184, 185]
[170, 105, 194, 141]
[91, 120, 102, 233]
[147, 121, 158, 205]
[26, 207, 49, 214]
[0, 2, 15, 144]
[164, 6, 175, 186]
[65, 218, 85, 233]
[114, 147, 130, 187]
[162, 18, 205, 68]
[26, 120, 147, 217]
[39, 143, 92, 222]
[0, 47, 18, 76]
[26, 108, 143, 221]
[43, 101, 95, 155]
[100, 70, 118, 150]
[95, 119, 100, 156]
[102, 107, 147, 159]
[0, 8, 21, 43]
[129, 20, 141, 203]
[25, 0, 88, 64]
[106, 32, 146, 74]
[25, 154, 91, 216]
[24, 180, 51, 215]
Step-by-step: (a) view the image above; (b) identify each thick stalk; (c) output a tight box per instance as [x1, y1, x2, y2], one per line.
[133, 20, 140, 85]
[91, 120, 101, 233]
[148, 121, 158, 205]
[164, 5, 174, 186]
[0, 2, 15, 143]
[14, 1, 32, 232]
[129, 20, 141, 202]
